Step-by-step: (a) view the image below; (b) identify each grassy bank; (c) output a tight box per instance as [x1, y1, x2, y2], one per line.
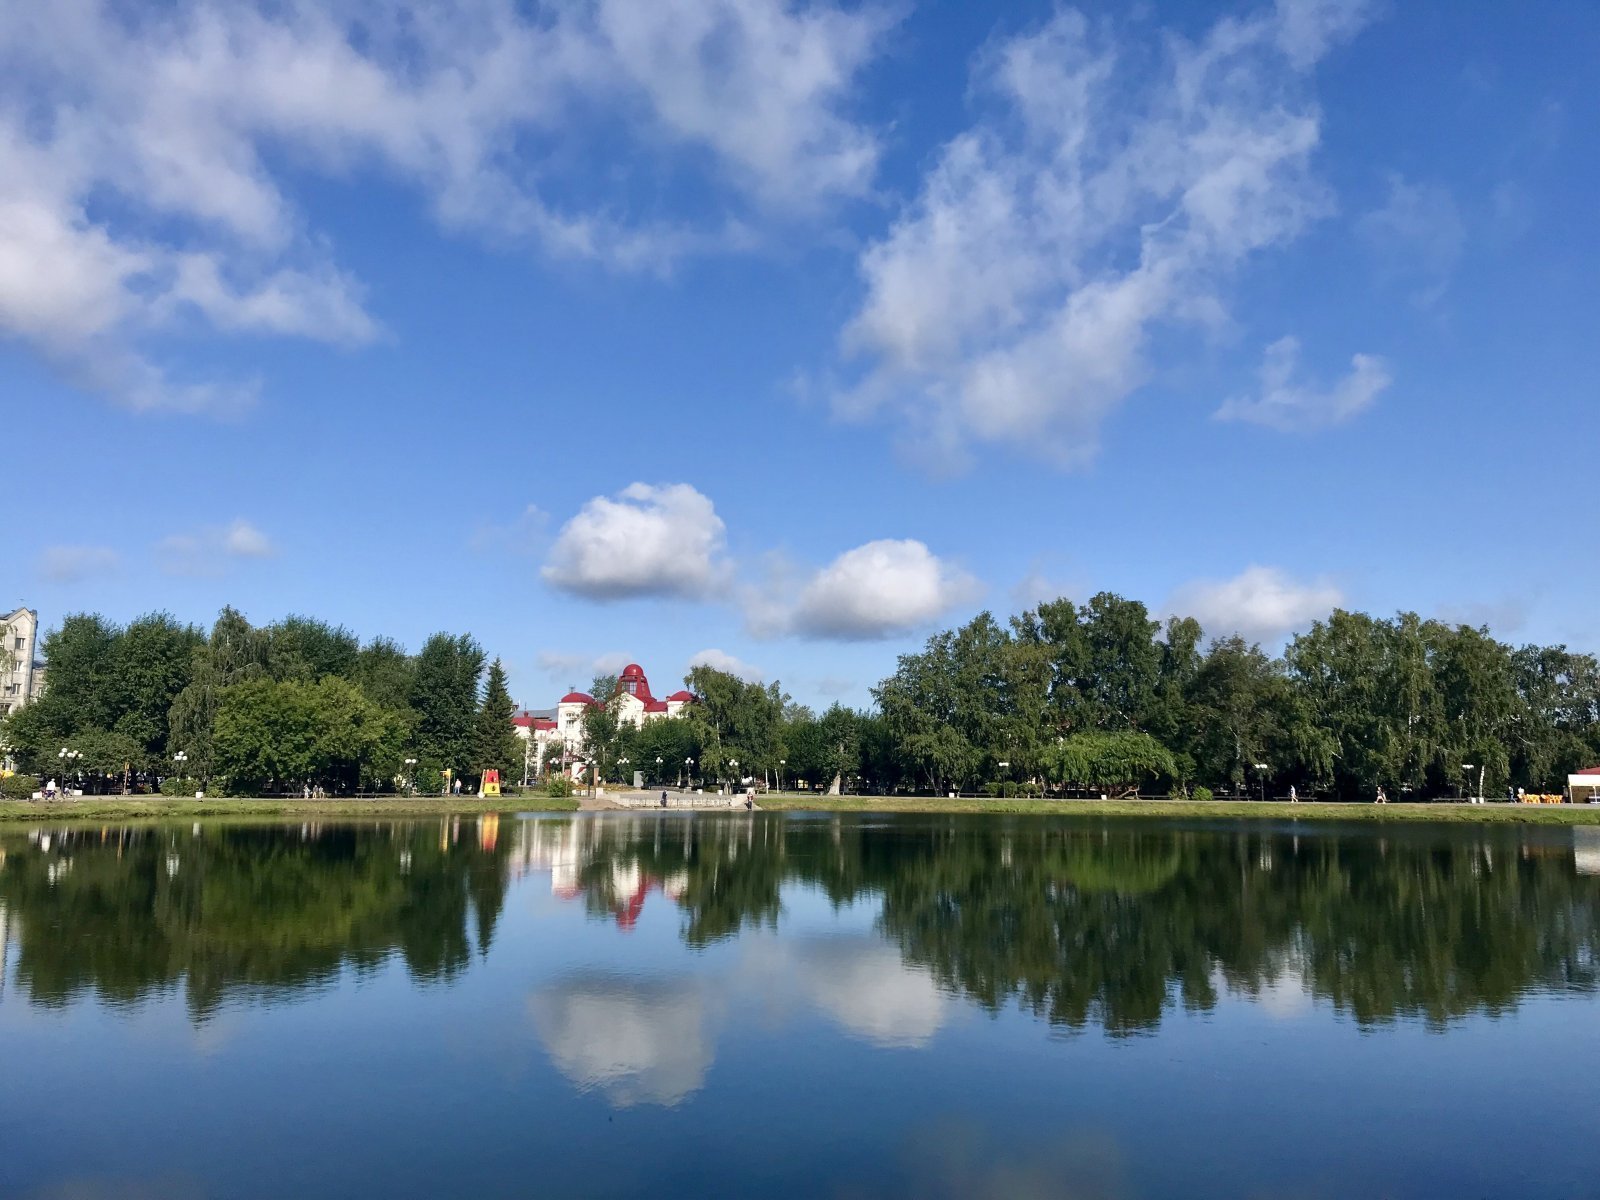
[0, 795, 580, 822]
[753, 794, 1600, 825]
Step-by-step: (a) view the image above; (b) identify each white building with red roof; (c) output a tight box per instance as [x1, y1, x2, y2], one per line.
[513, 664, 694, 777]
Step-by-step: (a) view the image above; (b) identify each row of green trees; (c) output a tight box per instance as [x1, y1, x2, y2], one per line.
[573, 596, 1599, 801]
[0, 609, 522, 794]
[4, 592, 1597, 799]
[864, 597, 1600, 799]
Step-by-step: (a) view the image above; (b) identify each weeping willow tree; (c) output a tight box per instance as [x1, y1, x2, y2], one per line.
[1045, 731, 1178, 797]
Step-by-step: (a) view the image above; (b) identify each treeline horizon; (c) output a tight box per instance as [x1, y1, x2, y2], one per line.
[0, 607, 522, 795]
[3, 593, 1599, 800]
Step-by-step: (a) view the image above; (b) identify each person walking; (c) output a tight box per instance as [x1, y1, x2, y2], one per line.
[1375, 785, 1388, 805]
[1288, 785, 1298, 804]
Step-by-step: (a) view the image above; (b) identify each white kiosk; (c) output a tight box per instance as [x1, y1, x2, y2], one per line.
[1569, 768, 1600, 804]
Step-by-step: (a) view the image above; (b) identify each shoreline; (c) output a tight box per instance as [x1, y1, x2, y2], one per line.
[751, 795, 1600, 824]
[3, 793, 1599, 824]
[0, 795, 580, 822]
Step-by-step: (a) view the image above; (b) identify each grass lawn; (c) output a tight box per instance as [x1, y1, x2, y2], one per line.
[752, 794, 1600, 824]
[0, 794, 580, 822]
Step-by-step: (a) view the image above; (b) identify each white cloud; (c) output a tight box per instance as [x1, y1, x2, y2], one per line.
[1165, 565, 1342, 642]
[543, 483, 731, 601]
[470, 504, 549, 557]
[536, 649, 634, 683]
[788, 938, 948, 1048]
[837, 1, 1373, 469]
[1010, 565, 1082, 611]
[689, 649, 764, 683]
[37, 545, 120, 583]
[760, 539, 980, 641]
[1214, 336, 1390, 431]
[1357, 174, 1466, 306]
[0, 0, 891, 410]
[157, 518, 276, 576]
[530, 975, 715, 1108]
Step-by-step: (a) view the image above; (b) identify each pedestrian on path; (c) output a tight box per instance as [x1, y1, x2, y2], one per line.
[1375, 785, 1388, 805]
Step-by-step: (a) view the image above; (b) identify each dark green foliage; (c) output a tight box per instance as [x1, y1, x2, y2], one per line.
[0, 607, 497, 796]
[473, 659, 521, 780]
[410, 633, 486, 774]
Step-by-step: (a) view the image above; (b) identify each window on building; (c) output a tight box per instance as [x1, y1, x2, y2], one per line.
[12, 636, 22, 651]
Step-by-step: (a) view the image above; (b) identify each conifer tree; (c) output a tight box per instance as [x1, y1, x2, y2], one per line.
[473, 657, 520, 783]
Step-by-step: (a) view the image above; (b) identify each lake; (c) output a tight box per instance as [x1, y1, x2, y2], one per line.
[2, 812, 1598, 1199]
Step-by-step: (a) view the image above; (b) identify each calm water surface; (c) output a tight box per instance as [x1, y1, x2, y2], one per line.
[3, 813, 1599, 1199]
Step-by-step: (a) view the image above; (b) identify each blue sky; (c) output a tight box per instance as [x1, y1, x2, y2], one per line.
[4, 0, 1597, 711]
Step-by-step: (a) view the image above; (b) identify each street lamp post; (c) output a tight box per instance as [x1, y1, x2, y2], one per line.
[404, 757, 418, 796]
[57, 747, 81, 796]
[778, 758, 786, 792]
[684, 757, 694, 790]
[1254, 763, 1270, 803]
[618, 757, 630, 789]
[173, 750, 188, 792]
[1461, 763, 1478, 804]
[728, 758, 739, 794]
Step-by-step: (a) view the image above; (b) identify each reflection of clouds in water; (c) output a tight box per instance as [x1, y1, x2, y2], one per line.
[744, 934, 949, 1048]
[26, 1177, 208, 1200]
[1254, 971, 1314, 1020]
[881, 1121, 1132, 1200]
[530, 973, 715, 1108]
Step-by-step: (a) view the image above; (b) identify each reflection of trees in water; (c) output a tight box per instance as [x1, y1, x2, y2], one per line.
[5, 816, 1597, 1035]
[0, 821, 512, 1019]
[562, 816, 1600, 1033]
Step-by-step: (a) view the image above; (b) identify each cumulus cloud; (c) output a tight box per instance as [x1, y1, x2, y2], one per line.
[1214, 336, 1391, 431]
[753, 539, 980, 640]
[837, 0, 1374, 469]
[37, 545, 120, 583]
[157, 518, 276, 577]
[0, 0, 892, 410]
[543, 483, 731, 601]
[1165, 565, 1342, 642]
[689, 649, 764, 683]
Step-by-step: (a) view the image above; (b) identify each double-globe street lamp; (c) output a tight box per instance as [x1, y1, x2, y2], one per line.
[1254, 763, 1270, 803]
[57, 747, 81, 795]
[404, 757, 418, 796]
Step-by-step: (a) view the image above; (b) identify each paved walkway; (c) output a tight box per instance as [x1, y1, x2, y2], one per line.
[579, 789, 760, 812]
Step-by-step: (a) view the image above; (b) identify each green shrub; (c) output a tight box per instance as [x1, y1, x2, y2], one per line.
[1192, 786, 1215, 803]
[1, 775, 38, 799]
[544, 775, 574, 799]
[160, 776, 201, 797]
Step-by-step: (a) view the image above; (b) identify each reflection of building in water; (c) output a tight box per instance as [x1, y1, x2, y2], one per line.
[1575, 828, 1600, 876]
[510, 819, 712, 930]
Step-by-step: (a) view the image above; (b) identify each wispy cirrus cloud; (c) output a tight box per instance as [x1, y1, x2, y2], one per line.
[37, 544, 120, 583]
[836, 0, 1376, 470]
[1214, 336, 1391, 432]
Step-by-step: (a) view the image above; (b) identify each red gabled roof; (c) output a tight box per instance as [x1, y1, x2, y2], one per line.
[666, 690, 694, 702]
[560, 691, 597, 705]
[644, 700, 668, 713]
[532, 718, 556, 731]
[1576, 766, 1600, 776]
